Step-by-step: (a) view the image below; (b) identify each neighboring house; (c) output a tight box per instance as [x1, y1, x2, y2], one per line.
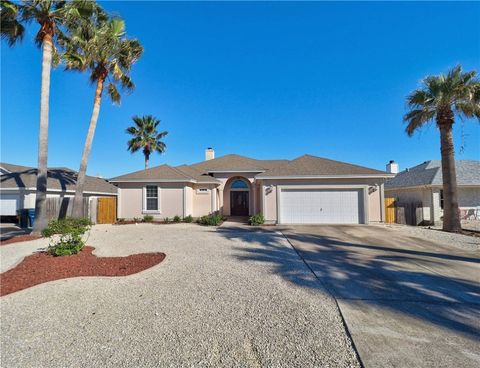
[0, 162, 117, 219]
[385, 160, 480, 225]
[110, 149, 393, 224]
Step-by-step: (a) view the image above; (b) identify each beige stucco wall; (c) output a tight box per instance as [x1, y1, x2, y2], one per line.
[260, 178, 386, 224]
[117, 182, 184, 220]
[192, 184, 216, 217]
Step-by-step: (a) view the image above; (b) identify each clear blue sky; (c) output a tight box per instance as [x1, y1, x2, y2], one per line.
[1, 1, 479, 178]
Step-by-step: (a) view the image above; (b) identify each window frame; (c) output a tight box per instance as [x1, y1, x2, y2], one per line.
[439, 189, 444, 210]
[143, 185, 161, 213]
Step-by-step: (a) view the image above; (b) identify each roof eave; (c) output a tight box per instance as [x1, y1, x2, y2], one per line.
[256, 174, 395, 179]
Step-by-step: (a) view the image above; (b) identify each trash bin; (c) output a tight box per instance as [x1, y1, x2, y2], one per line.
[27, 209, 36, 228]
[17, 209, 28, 228]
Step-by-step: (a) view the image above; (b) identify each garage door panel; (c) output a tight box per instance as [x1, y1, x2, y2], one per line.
[0, 195, 19, 216]
[280, 188, 363, 224]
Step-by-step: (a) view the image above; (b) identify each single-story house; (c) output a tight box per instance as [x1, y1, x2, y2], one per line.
[0, 162, 117, 221]
[385, 160, 480, 225]
[110, 149, 393, 224]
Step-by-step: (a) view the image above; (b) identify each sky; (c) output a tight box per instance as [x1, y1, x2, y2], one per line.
[1, 1, 479, 178]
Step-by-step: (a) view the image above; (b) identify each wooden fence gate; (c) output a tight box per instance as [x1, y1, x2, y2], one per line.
[384, 197, 396, 224]
[97, 197, 117, 224]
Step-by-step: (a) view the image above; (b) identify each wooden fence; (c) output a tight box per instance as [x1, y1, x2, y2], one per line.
[384, 197, 396, 224]
[45, 197, 90, 221]
[44, 196, 116, 224]
[97, 197, 117, 224]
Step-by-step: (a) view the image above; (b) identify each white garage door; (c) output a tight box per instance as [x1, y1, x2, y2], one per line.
[279, 188, 364, 224]
[0, 195, 19, 216]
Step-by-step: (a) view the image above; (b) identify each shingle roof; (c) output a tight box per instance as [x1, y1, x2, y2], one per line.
[110, 154, 389, 182]
[257, 154, 388, 177]
[174, 165, 221, 183]
[190, 154, 288, 172]
[110, 165, 194, 182]
[385, 160, 480, 189]
[0, 163, 117, 194]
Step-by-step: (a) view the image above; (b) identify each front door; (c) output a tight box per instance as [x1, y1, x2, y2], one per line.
[230, 191, 249, 216]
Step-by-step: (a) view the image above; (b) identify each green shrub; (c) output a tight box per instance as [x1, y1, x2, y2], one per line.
[42, 217, 92, 238]
[249, 213, 265, 226]
[143, 214, 154, 222]
[183, 215, 193, 223]
[163, 217, 170, 223]
[198, 213, 224, 226]
[133, 217, 141, 222]
[173, 215, 181, 223]
[47, 234, 85, 256]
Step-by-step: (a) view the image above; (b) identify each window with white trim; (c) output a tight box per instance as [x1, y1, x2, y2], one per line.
[146, 185, 158, 211]
[439, 189, 444, 210]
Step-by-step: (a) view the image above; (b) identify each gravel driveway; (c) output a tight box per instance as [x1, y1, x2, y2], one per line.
[1, 223, 360, 367]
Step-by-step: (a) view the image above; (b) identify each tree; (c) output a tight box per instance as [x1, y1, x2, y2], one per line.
[126, 115, 168, 169]
[1, 0, 94, 233]
[63, 16, 143, 218]
[404, 65, 480, 232]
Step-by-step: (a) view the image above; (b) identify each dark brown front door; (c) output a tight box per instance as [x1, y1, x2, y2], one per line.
[230, 191, 249, 216]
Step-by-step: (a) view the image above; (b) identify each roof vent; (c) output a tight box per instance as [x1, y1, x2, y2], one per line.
[205, 148, 215, 161]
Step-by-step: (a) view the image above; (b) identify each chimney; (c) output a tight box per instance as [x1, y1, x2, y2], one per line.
[386, 160, 399, 174]
[205, 147, 215, 161]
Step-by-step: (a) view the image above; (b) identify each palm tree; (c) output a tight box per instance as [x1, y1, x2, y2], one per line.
[126, 115, 168, 169]
[64, 16, 143, 218]
[404, 65, 480, 233]
[1, 0, 95, 233]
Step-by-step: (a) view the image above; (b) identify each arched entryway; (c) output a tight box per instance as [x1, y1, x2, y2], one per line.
[229, 178, 249, 216]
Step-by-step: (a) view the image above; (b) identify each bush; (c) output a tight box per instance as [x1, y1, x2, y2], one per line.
[163, 217, 170, 223]
[117, 218, 125, 223]
[173, 215, 181, 223]
[47, 234, 85, 256]
[198, 213, 224, 226]
[133, 217, 141, 223]
[183, 215, 193, 223]
[42, 217, 92, 238]
[143, 214, 154, 222]
[249, 213, 265, 226]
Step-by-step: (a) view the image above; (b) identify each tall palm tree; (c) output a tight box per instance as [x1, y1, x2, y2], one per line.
[63, 16, 143, 218]
[126, 115, 168, 169]
[404, 65, 480, 233]
[1, 0, 94, 233]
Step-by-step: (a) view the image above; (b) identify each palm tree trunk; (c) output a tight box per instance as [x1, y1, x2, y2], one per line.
[145, 152, 150, 169]
[32, 34, 53, 234]
[439, 124, 462, 232]
[72, 77, 105, 218]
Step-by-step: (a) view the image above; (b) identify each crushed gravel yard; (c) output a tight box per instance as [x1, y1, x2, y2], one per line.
[375, 223, 480, 251]
[1, 224, 360, 368]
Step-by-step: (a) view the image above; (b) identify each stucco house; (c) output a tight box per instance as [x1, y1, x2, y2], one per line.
[0, 162, 117, 220]
[111, 149, 393, 224]
[385, 160, 480, 225]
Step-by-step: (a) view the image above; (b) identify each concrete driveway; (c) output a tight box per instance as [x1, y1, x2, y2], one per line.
[283, 225, 480, 368]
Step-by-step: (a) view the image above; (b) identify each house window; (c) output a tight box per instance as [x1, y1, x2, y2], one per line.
[439, 189, 444, 210]
[231, 179, 248, 189]
[146, 185, 158, 211]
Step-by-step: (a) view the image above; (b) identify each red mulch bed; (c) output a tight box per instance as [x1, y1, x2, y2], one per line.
[1, 235, 42, 246]
[0, 246, 165, 296]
